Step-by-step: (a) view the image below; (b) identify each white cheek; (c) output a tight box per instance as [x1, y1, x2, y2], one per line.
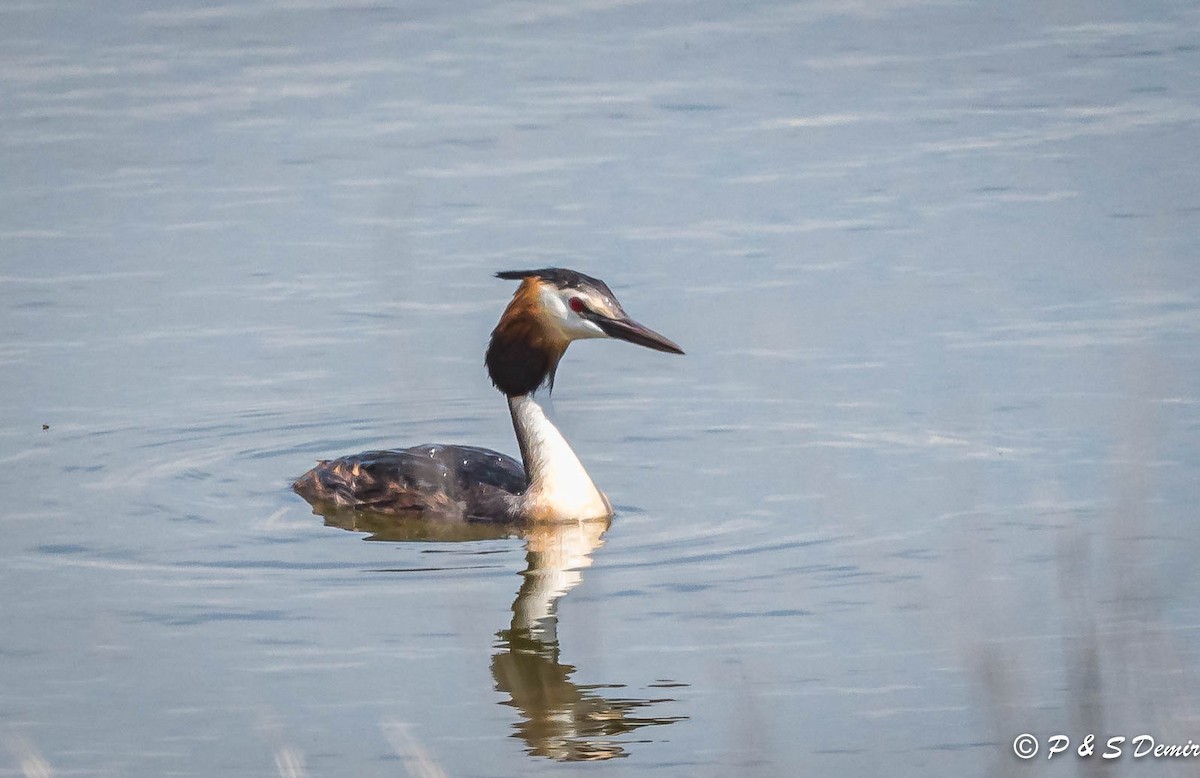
[539, 286, 570, 321]
[540, 287, 606, 339]
[573, 319, 606, 339]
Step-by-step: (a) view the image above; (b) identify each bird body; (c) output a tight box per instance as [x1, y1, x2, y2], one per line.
[294, 269, 682, 523]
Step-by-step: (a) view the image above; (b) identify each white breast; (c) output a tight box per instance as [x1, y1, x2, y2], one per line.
[508, 394, 612, 521]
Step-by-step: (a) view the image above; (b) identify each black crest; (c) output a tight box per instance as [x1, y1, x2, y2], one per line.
[496, 268, 615, 298]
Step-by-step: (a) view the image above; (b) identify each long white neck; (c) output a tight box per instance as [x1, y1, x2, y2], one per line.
[508, 394, 612, 521]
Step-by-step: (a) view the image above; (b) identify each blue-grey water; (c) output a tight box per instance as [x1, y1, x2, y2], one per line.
[2, 1, 1199, 776]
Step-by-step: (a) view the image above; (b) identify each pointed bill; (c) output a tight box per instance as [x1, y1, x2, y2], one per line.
[593, 315, 684, 354]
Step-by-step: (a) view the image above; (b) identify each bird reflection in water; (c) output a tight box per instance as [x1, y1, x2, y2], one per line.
[493, 518, 686, 761]
[315, 509, 687, 761]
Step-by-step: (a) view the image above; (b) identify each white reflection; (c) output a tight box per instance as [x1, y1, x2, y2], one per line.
[492, 517, 685, 761]
[3, 735, 53, 778]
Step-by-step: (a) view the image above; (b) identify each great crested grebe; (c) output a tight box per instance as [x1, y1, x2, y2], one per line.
[293, 268, 683, 523]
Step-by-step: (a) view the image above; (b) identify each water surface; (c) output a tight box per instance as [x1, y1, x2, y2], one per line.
[2, 1, 1199, 775]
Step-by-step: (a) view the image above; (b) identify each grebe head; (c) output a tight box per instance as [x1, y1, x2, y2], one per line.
[486, 268, 683, 397]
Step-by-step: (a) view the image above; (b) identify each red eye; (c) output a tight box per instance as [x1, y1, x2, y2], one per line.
[569, 297, 585, 313]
